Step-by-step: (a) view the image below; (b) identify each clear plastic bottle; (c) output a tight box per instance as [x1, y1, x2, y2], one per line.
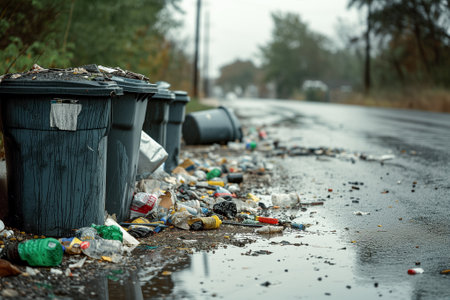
[80, 238, 123, 260]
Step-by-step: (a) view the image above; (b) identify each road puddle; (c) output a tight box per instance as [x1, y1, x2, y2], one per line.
[104, 208, 410, 299]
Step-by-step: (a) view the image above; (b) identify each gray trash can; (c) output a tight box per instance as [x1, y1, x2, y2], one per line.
[164, 91, 190, 173]
[0, 76, 122, 236]
[105, 76, 157, 222]
[142, 87, 174, 148]
[182, 106, 242, 145]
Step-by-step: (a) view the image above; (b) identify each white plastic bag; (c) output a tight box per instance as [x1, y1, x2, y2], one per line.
[137, 131, 168, 180]
[129, 193, 159, 219]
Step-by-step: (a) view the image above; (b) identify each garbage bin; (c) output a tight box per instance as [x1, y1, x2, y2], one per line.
[182, 106, 242, 145]
[142, 87, 174, 148]
[0, 75, 122, 236]
[105, 76, 157, 222]
[164, 91, 190, 173]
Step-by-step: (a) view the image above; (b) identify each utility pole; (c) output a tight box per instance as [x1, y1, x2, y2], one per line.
[203, 9, 210, 98]
[364, 0, 372, 95]
[193, 0, 202, 98]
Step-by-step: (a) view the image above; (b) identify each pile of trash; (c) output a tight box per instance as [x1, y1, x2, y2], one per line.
[0, 118, 400, 278]
[0, 126, 309, 277]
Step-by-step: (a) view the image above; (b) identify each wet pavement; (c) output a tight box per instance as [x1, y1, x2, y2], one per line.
[1, 98, 449, 299]
[103, 98, 449, 299]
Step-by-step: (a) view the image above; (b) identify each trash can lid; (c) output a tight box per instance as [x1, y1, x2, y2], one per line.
[0, 79, 123, 96]
[110, 76, 157, 94]
[151, 88, 175, 100]
[173, 90, 190, 103]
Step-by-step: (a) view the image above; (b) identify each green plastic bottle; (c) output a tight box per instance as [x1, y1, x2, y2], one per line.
[18, 238, 63, 267]
[206, 168, 221, 180]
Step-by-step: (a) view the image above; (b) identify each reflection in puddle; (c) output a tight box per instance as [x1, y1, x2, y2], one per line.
[104, 217, 410, 299]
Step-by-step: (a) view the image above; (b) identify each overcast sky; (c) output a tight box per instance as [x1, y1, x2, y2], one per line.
[173, 0, 364, 78]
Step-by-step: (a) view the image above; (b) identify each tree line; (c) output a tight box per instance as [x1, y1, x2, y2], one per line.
[217, 0, 450, 103]
[0, 0, 192, 91]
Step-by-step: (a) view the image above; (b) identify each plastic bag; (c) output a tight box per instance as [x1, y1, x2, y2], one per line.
[129, 193, 159, 219]
[137, 131, 168, 180]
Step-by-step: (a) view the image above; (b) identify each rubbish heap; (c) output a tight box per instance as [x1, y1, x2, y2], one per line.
[0, 121, 311, 276]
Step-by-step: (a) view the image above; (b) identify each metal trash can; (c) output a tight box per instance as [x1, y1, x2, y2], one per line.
[164, 91, 190, 173]
[105, 76, 157, 222]
[142, 86, 174, 148]
[182, 106, 242, 145]
[0, 74, 122, 236]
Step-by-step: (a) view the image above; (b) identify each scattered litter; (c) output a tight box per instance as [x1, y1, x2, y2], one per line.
[25, 267, 39, 276]
[69, 257, 87, 269]
[255, 226, 284, 234]
[353, 211, 370, 216]
[50, 268, 64, 275]
[407, 268, 424, 275]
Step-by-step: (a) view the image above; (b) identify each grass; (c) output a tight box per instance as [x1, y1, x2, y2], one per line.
[185, 97, 216, 114]
[336, 88, 450, 113]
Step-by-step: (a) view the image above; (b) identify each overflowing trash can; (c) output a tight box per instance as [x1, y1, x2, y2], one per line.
[182, 106, 243, 145]
[164, 91, 190, 173]
[105, 75, 157, 222]
[142, 83, 174, 148]
[0, 67, 122, 236]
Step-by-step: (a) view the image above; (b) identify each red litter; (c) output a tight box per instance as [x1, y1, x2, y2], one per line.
[407, 268, 424, 275]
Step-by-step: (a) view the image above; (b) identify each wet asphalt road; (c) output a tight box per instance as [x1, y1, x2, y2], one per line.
[223, 98, 450, 299]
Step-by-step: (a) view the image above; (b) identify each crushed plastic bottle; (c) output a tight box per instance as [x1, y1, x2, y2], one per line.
[255, 225, 284, 234]
[180, 200, 201, 213]
[75, 227, 100, 241]
[80, 238, 123, 262]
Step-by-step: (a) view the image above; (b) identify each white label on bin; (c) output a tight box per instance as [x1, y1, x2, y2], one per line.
[50, 99, 82, 131]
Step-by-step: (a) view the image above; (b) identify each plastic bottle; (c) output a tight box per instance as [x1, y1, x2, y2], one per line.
[213, 186, 232, 199]
[255, 225, 284, 234]
[80, 238, 123, 260]
[291, 223, 305, 230]
[188, 215, 222, 230]
[177, 203, 199, 215]
[207, 180, 225, 187]
[206, 168, 221, 180]
[75, 227, 99, 241]
[7, 238, 63, 267]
